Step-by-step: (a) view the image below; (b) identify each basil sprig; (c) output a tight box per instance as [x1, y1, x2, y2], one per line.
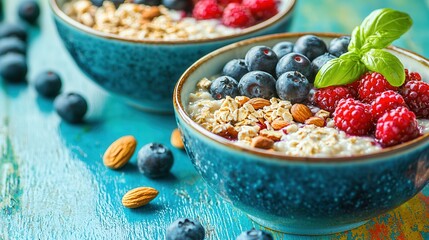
[314, 8, 412, 88]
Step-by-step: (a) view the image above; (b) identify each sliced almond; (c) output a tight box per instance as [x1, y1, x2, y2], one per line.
[247, 98, 271, 110]
[122, 187, 159, 208]
[271, 119, 290, 130]
[305, 117, 325, 127]
[251, 136, 274, 149]
[103, 135, 137, 169]
[171, 128, 184, 149]
[291, 104, 313, 123]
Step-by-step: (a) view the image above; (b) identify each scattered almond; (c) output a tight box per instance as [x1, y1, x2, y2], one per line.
[103, 135, 137, 169]
[271, 119, 289, 130]
[236, 96, 250, 106]
[217, 125, 238, 139]
[171, 128, 184, 149]
[305, 117, 325, 127]
[291, 104, 313, 123]
[247, 98, 271, 110]
[251, 136, 274, 149]
[141, 6, 161, 20]
[122, 187, 159, 208]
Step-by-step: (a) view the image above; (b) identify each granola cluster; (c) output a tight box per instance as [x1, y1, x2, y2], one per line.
[187, 78, 383, 157]
[63, 0, 241, 40]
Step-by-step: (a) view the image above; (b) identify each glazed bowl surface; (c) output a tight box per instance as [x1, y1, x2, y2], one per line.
[173, 32, 429, 235]
[50, 0, 295, 112]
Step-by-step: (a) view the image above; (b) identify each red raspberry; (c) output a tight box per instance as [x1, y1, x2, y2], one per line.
[346, 80, 360, 97]
[222, 3, 255, 28]
[371, 90, 407, 120]
[334, 98, 373, 136]
[192, 0, 223, 20]
[313, 86, 354, 113]
[404, 69, 422, 84]
[358, 72, 398, 103]
[400, 80, 429, 118]
[242, 0, 276, 19]
[375, 107, 420, 147]
[218, 0, 241, 7]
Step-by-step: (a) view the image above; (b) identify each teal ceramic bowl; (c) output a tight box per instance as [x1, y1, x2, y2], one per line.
[49, 0, 295, 112]
[173, 33, 429, 235]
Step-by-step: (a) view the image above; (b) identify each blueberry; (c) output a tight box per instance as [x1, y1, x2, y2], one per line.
[276, 71, 311, 103]
[90, 0, 104, 7]
[54, 92, 88, 123]
[111, 0, 125, 7]
[293, 35, 327, 61]
[329, 36, 351, 57]
[222, 59, 249, 81]
[0, 53, 27, 82]
[0, 37, 26, 56]
[162, 0, 191, 11]
[311, 53, 336, 78]
[18, 1, 40, 24]
[0, 23, 27, 42]
[238, 71, 276, 99]
[209, 76, 239, 100]
[137, 143, 174, 178]
[276, 52, 312, 80]
[236, 228, 273, 240]
[272, 41, 294, 59]
[245, 46, 278, 75]
[134, 0, 161, 6]
[34, 71, 62, 98]
[166, 218, 205, 240]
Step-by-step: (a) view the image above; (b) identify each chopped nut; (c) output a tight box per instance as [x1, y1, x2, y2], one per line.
[251, 136, 274, 149]
[247, 98, 271, 110]
[291, 104, 313, 123]
[315, 109, 331, 119]
[271, 119, 289, 130]
[305, 117, 325, 127]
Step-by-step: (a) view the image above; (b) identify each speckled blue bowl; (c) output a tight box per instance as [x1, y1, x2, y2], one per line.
[173, 33, 429, 235]
[49, 0, 295, 112]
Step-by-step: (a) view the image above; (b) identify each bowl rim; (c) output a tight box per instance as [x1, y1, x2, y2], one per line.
[49, 0, 296, 45]
[173, 32, 429, 164]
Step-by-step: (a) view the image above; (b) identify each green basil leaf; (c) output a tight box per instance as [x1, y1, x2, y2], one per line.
[348, 26, 364, 52]
[314, 52, 367, 88]
[359, 8, 412, 51]
[361, 49, 405, 86]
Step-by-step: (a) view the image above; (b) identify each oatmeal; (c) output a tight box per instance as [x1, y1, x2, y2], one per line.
[187, 78, 385, 157]
[62, 0, 268, 40]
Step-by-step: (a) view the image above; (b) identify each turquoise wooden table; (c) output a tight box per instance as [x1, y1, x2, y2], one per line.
[1, 0, 429, 239]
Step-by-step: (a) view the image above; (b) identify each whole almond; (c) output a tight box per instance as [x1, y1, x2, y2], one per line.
[122, 187, 159, 208]
[236, 96, 250, 106]
[171, 128, 184, 149]
[291, 104, 313, 123]
[305, 117, 325, 127]
[247, 98, 271, 110]
[271, 119, 289, 130]
[103, 135, 137, 169]
[251, 136, 274, 149]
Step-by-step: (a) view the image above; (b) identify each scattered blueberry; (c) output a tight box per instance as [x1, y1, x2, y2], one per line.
[236, 228, 273, 240]
[137, 143, 174, 178]
[166, 218, 205, 240]
[329, 36, 351, 57]
[245, 46, 278, 75]
[34, 71, 62, 98]
[238, 71, 276, 99]
[0, 53, 27, 82]
[90, 0, 104, 7]
[54, 92, 88, 123]
[275, 52, 312, 80]
[276, 71, 311, 103]
[134, 0, 161, 6]
[0, 23, 27, 42]
[111, 0, 125, 7]
[18, 0, 41, 24]
[162, 0, 191, 11]
[0, 37, 26, 56]
[293, 35, 327, 61]
[222, 59, 249, 81]
[209, 76, 239, 100]
[311, 53, 336, 79]
[272, 41, 294, 59]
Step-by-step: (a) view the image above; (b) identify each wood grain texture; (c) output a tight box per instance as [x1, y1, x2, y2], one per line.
[0, 0, 428, 239]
